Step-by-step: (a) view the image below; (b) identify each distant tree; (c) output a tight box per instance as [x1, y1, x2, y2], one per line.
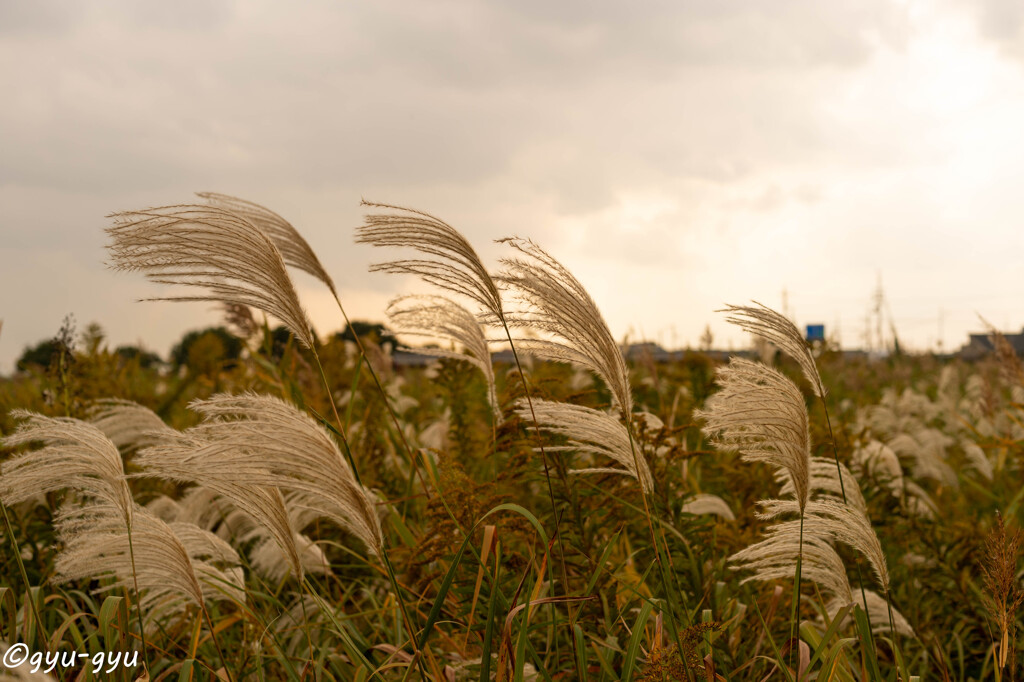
[115, 345, 163, 369]
[16, 339, 60, 371]
[170, 327, 243, 374]
[335, 321, 399, 351]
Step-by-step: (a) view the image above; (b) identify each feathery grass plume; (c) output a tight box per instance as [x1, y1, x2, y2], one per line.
[387, 294, 499, 420]
[106, 205, 315, 348]
[826, 590, 915, 639]
[0, 411, 134, 517]
[720, 302, 825, 398]
[179, 392, 384, 556]
[681, 493, 736, 520]
[780, 457, 867, 515]
[87, 399, 179, 454]
[357, 202, 504, 318]
[136, 436, 307, 581]
[54, 502, 245, 618]
[497, 237, 633, 415]
[759, 499, 889, 592]
[696, 358, 811, 512]
[515, 399, 653, 493]
[197, 192, 337, 296]
[730, 523, 851, 602]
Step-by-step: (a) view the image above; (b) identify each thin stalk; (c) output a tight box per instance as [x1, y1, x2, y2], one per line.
[821, 400, 890, 646]
[498, 320, 572, 672]
[124, 514, 152, 675]
[379, 548, 431, 680]
[623, 421, 692, 679]
[201, 603, 234, 682]
[0, 504, 47, 649]
[311, 351, 361, 485]
[330, 292, 430, 496]
[790, 513, 805, 672]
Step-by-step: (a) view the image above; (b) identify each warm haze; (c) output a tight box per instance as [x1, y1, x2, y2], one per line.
[3, 0, 1024, 371]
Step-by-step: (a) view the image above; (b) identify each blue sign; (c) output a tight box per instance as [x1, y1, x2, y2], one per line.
[806, 324, 825, 342]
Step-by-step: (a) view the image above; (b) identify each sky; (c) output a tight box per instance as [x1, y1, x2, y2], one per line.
[3, 0, 1024, 372]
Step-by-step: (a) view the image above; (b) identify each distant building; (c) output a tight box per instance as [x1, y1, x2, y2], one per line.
[959, 329, 1024, 360]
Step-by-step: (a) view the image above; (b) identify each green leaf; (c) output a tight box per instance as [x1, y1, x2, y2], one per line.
[622, 600, 654, 682]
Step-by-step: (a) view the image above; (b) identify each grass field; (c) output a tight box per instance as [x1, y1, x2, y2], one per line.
[0, 197, 1019, 681]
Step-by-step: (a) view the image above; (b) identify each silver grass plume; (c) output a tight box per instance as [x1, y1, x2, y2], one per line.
[198, 192, 336, 296]
[106, 205, 315, 348]
[497, 238, 633, 416]
[55, 502, 244, 618]
[759, 498, 890, 592]
[779, 457, 867, 515]
[732, 520, 913, 637]
[696, 358, 811, 512]
[731, 523, 851, 602]
[87, 399, 179, 454]
[0, 411, 134, 519]
[681, 493, 735, 520]
[179, 393, 383, 556]
[514, 399, 653, 493]
[721, 302, 826, 398]
[387, 294, 499, 420]
[357, 202, 503, 318]
[135, 434, 306, 581]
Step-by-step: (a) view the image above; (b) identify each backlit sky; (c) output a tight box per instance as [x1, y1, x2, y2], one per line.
[3, 0, 1024, 372]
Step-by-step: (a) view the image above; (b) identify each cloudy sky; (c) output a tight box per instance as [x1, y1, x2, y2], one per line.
[2, 0, 1024, 371]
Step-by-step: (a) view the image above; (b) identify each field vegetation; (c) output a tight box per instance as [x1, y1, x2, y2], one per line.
[0, 195, 1021, 681]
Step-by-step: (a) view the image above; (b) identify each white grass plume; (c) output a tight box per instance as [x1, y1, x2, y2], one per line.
[181, 393, 384, 556]
[136, 434, 306, 582]
[387, 294, 499, 420]
[55, 502, 244, 618]
[721, 302, 826, 398]
[106, 205, 315, 348]
[826, 590, 916, 638]
[731, 522, 851, 602]
[696, 358, 811, 512]
[357, 202, 504, 318]
[681, 493, 735, 520]
[1, 412, 134, 517]
[759, 498, 889, 592]
[515, 399, 653, 493]
[87, 399, 179, 454]
[780, 457, 867, 515]
[198, 192, 336, 296]
[497, 238, 633, 416]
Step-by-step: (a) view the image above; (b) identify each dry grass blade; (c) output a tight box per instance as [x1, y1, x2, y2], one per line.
[198, 192, 336, 295]
[106, 205, 314, 348]
[179, 393, 384, 556]
[357, 201, 503, 318]
[387, 294, 499, 420]
[721, 302, 825, 398]
[696, 358, 811, 512]
[0, 411, 134, 517]
[515, 399, 653, 493]
[497, 237, 633, 416]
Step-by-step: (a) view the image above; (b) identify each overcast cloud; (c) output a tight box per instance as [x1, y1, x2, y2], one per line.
[2, 0, 1024, 370]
